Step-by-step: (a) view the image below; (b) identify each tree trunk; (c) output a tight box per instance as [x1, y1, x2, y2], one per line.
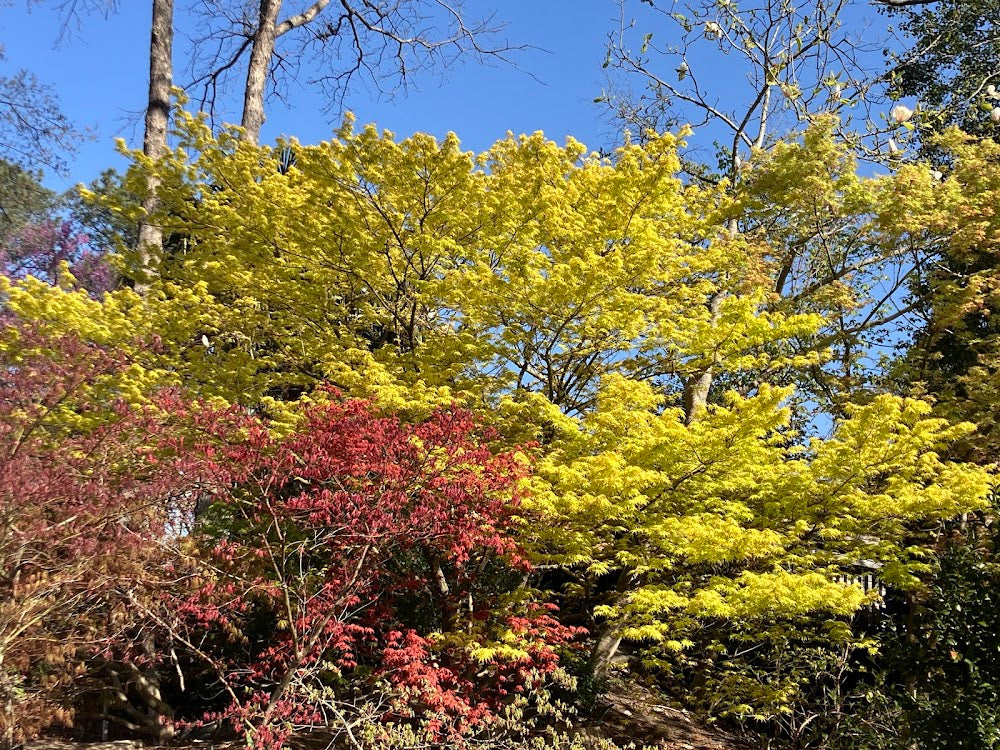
[428, 553, 457, 631]
[588, 570, 634, 679]
[241, 0, 283, 144]
[135, 0, 174, 294]
[588, 624, 623, 678]
[683, 292, 724, 424]
[683, 367, 714, 425]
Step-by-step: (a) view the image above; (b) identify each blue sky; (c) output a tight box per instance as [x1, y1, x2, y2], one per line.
[4, 2, 622, 191]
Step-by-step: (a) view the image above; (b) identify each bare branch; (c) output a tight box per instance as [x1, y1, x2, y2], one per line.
[275, 0, 332, 35]
[186, 0, 525, 136]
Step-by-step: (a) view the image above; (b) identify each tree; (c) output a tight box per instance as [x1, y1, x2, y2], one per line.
[882, 1, 1000, 141]
[0, 217, 114, 294]
[885, 508, 1000, 750]
[876, 1, 1000, 463]
[0, 318, 576, 747]
[46, 0, 173, 289]
[602, 0, 891, 169]
[0, 164, 117, 296]
[0, 321, 192, 747]
[63, 169, 140, 255]
[0, 39, 80, 174]
[3, 112, 990, 729]
[599, 0, 938, 419]
[0, 160, 56, 245]
[882, 129, 1000, 464]
[154, 396, 576, 748]
[188, 0, 518, 144]
[135, 0, 174, 290]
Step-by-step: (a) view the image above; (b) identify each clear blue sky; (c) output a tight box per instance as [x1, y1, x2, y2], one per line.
[3, 1, 621, 191]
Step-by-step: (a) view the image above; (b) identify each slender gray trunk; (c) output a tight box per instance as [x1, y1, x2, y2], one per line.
[241, 0, 283, 144]
[588, 625, 623, 678]
[588, 571, 633, 678]
[135, 0, 174, 294]
[683, 367, 714, 424]
[684, 215, 739, 423]
[683, 292, 724, 423]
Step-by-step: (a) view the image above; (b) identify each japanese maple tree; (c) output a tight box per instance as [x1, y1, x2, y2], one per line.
[176, 396, 579, 748]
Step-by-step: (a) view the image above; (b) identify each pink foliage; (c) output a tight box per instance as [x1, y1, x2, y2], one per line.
[1, 219, 115, 295]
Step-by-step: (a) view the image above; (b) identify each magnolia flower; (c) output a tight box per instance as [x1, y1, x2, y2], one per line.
[991, 107, 1000, 123]
[931, 170, 944, 181]
[989, 84, 998, 98]
[888, 138, 899, 154]
[891, 104, 914, 124]
[677, 61, 689, 80]
[201, 334, 211, 348]
[704, 21, 722, 39]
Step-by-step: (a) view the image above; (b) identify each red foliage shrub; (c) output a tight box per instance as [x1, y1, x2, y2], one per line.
[176, 396, 581, 747]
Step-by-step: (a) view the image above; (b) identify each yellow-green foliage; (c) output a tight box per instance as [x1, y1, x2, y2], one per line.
[3, 112, 991, 657]
[885, 129, 1000, 461]
[65, 110, 825, 416]
[533, 381, 988, 643]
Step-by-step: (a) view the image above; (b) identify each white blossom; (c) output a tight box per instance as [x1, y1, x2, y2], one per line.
[704, 21, 722, 39]
[991, 107, 1000, 123]
[890, 105, 914, 124]
[887, 138, 899, 154]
